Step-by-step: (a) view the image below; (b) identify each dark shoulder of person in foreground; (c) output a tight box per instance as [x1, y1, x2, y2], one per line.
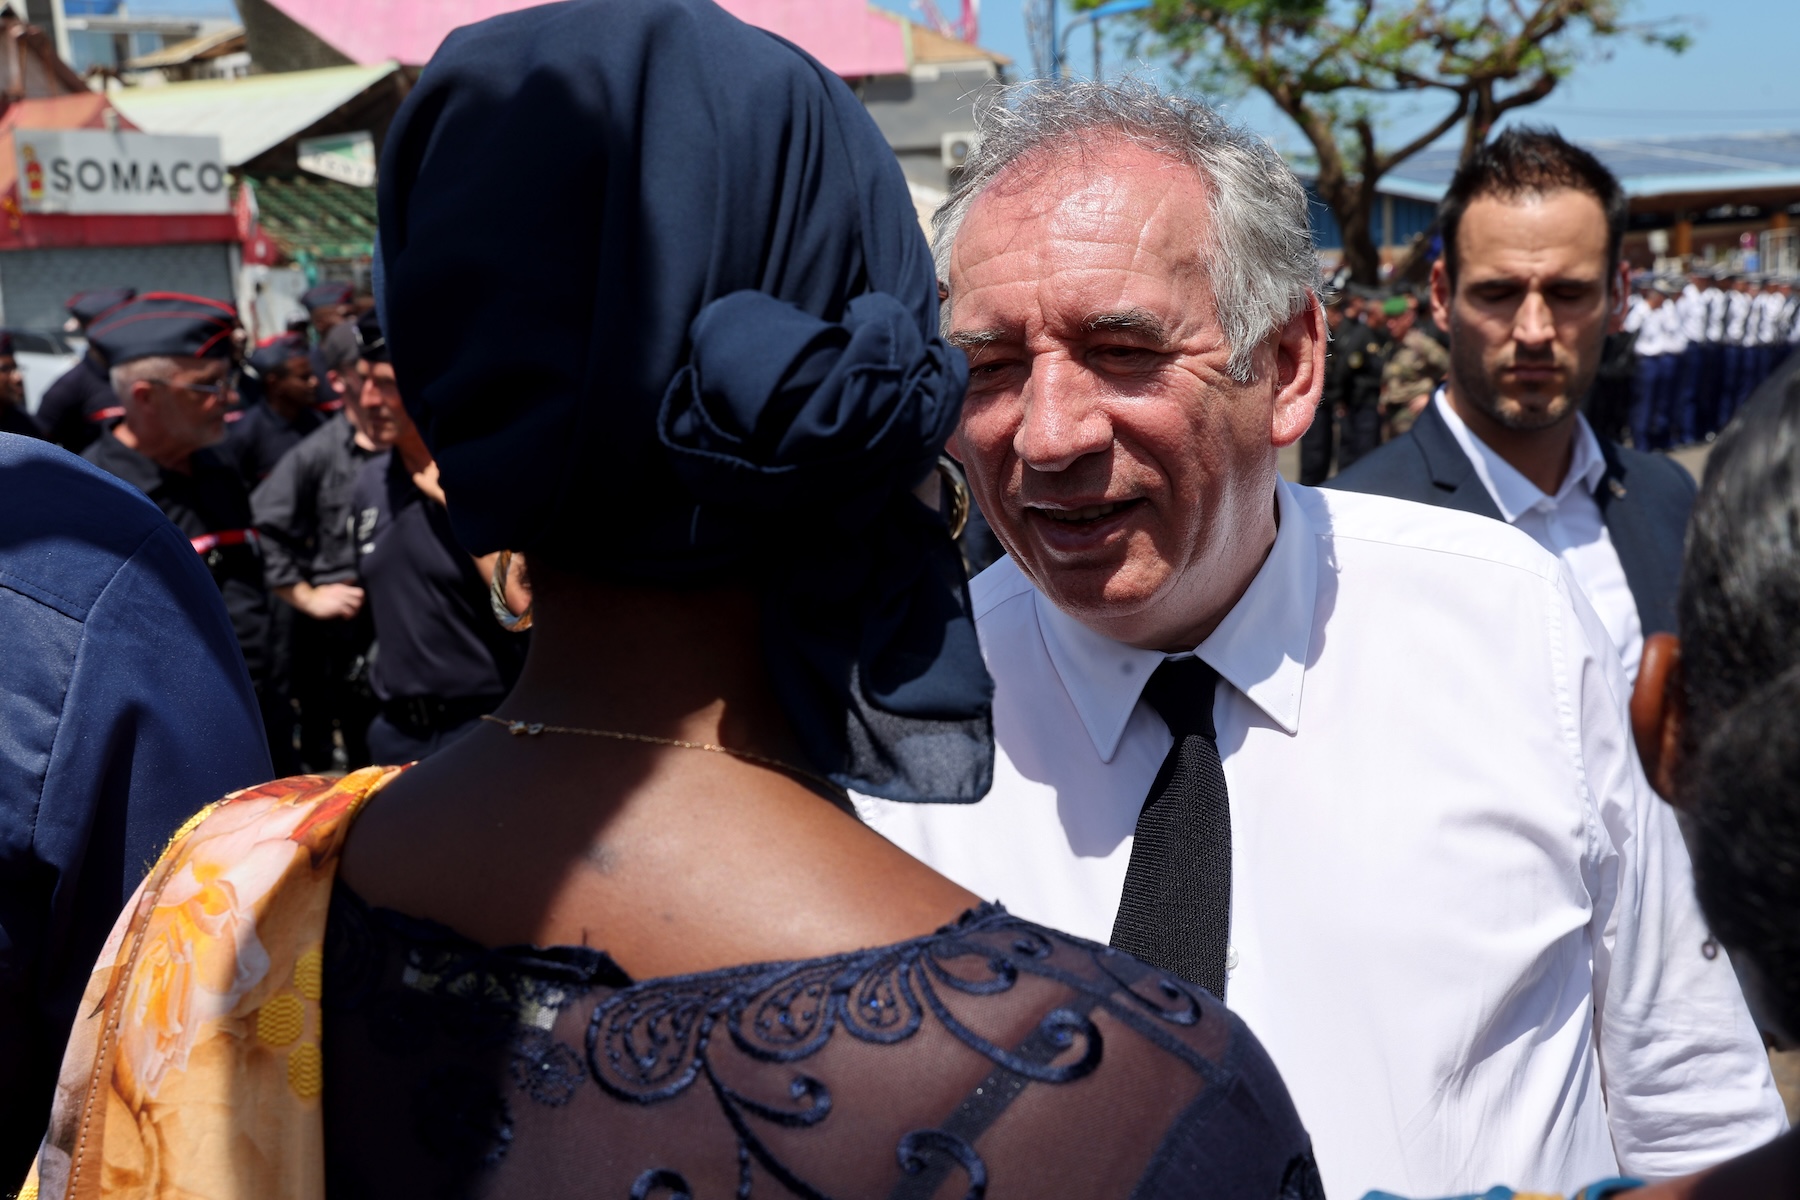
[1624, 375, 1800, 1200]
[0, 434, 271, 1183]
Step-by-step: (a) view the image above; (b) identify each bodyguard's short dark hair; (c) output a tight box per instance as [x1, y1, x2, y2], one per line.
[1678, 376, 1800, 1036]
[1437, 127, 1627, 288]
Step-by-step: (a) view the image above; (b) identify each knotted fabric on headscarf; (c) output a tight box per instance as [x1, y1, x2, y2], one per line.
[377, 0, 990, 802]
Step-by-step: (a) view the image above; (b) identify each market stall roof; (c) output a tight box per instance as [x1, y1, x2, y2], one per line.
[108, 62, 398, 166]
[256, 0, 910, 78]
[248, 172, 376, 262]
[1381, 129, 1800, 203]
[126, 24, 249, 71]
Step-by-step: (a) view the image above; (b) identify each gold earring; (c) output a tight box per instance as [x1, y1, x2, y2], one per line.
[489, 549, 533, 632]
[936, 454, 970, 540]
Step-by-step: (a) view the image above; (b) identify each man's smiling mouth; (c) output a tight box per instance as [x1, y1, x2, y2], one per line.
[1028, 499, 1144, 524]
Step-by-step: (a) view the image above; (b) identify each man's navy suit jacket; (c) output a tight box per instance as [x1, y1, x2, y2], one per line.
[1325, 399, 1696, 638]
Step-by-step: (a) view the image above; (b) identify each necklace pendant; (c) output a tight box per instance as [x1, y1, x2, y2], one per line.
[507, 721, 546, 737]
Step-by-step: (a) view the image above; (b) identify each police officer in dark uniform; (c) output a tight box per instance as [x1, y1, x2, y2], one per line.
[35, 286, 136, 453]
[300, 280, 356, 408]
[79, 293, 293, 772]
[218, 334, 324, 489]
[0, 333, 44, 439]
[348, 311, 525, 760]
[1302, 289, 1350, 483]
[251, 318, 387, 771]
[1328, 290, 1386, 473]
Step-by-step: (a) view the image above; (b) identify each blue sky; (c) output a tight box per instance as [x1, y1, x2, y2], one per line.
[942, 0, 1800, 153]
[141, 0, 1798, 151]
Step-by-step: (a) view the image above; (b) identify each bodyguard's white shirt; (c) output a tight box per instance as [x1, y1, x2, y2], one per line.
[860, 482, 1783, 1200]
[1434, 392, 1646, 683]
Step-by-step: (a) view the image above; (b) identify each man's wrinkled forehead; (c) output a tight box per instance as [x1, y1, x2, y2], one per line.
[946, 138, 1213, 313]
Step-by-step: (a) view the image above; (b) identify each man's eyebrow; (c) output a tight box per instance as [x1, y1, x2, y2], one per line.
[1467, 272, 1603, 287]
[947, 328, 1008, 351]
[1082, 308, 1169, 342]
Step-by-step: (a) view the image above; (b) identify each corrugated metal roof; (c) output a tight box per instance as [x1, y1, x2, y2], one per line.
[108, 62, 397, 166]
[250, 172, 376, 261]
[1384, 129, 1800, 201]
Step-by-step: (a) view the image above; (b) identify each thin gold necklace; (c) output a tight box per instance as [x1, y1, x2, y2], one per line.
[478, 714, 844, 796]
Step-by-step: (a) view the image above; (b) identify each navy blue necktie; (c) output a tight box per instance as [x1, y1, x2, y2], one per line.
[1109, 656, 1232, 998]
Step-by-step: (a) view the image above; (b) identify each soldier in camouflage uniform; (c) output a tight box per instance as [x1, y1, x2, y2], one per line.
[1379, 295, 1450, 441]
[1310, 290, 1386, 477]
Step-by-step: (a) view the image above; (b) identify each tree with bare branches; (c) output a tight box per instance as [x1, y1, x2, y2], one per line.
[1104, 0, 1688, 282]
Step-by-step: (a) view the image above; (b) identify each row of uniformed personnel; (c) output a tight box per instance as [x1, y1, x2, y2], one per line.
[1622, 270, 1799, 451]
[11, 285, 523, 774]
[1301, 287, 1450, 486]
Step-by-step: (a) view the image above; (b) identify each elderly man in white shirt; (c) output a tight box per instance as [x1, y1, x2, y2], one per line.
[858, 81, 1784, 1200]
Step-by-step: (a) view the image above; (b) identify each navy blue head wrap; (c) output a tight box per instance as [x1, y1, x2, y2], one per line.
[377, 0, 990, 802]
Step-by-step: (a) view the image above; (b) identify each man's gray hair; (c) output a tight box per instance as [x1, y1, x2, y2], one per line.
[110, 356, 182, 402]
[933, 79, 1318, 381]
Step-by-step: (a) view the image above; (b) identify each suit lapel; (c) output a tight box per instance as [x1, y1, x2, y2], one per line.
[1411, 400, 1504, 520]
[1593, 439, 1675, 636]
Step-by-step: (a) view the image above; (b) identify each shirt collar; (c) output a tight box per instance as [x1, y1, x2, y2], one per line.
[1036, 479, 1316, 762]
[1434, 388, 1605, 523]
[88, 426, 166, 494]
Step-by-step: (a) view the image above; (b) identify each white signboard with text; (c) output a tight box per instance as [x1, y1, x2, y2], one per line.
[297, 131, 375, 188]
[15, 129, 229, 216]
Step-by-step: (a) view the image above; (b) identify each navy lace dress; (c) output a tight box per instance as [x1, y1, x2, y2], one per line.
[321, 884, 1323, 1199]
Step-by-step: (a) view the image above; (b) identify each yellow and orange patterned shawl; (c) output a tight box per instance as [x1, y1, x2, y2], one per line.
[22, 766, 405, 1200]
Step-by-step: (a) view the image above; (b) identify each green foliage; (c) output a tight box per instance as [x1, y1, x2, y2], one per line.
[1094, 0, 1690, 279]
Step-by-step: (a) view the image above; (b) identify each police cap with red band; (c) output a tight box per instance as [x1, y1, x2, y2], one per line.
[66, 287, 138, 326]
[300, 281, 355, 311]
[86, 293, 240, 368]
[247, 333, 309, 376]
[354, 309, 388, 364]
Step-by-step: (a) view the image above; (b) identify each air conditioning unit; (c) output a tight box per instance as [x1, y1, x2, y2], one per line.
[941, 131, 979, 170]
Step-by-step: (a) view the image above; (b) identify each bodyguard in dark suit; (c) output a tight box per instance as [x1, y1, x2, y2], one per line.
[1329, 128, 1693, 683]
[0, 434, 271, 1182]
[1331, 398, 1693, 645]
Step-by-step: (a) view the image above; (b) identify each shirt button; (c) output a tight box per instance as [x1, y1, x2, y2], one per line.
[1225, 946, 1239, 973]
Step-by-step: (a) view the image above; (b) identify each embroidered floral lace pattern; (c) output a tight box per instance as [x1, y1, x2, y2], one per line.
[322, 885, 1323, 1200]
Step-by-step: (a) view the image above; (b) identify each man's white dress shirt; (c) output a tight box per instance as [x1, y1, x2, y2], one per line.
[1434, 391, 1645, 683]
[860, 482, 1783, 1199]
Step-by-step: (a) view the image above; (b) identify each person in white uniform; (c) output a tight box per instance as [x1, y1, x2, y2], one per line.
[857, 82, 1785, 1200]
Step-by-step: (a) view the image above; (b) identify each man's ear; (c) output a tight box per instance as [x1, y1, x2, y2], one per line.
[126, 377, 157, 415]
[1429, 258, 1452, 335]
[1270, 298, 1326, 449]
[1631, 632, 1687, 805]
[1607, 261, 1631, 334]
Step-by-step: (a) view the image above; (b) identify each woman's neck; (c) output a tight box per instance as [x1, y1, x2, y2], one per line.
[492, 569, 803, 767]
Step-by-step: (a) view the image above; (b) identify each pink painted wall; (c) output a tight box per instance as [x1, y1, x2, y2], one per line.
[265, 0, 908, 77]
